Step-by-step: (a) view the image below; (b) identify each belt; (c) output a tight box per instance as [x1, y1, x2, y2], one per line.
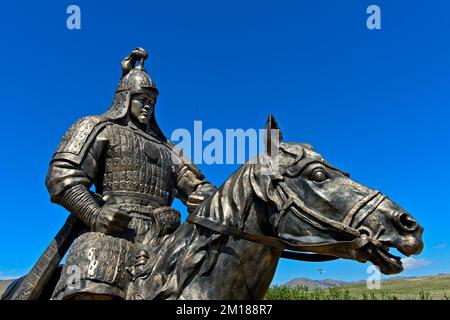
[102, 191, 168, 208]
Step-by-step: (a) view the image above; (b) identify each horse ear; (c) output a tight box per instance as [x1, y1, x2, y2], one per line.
[264, 114, 283, 155]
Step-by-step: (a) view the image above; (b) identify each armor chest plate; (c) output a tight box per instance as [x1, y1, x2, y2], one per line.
[100, 124, 174, 203]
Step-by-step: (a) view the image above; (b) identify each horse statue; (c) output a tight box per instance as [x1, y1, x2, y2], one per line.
[1, 115, 424, 300]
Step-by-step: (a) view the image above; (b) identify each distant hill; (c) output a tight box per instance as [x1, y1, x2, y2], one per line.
[273, 273, 450, 300]
[342, 273, 450, 299]
[285, 277, 349, 289]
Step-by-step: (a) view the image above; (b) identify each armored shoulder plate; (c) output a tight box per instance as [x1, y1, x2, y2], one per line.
[52, 115, 110, 165]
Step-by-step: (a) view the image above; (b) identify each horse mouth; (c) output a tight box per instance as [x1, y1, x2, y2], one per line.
[377, 245, 404, 273]
[365, 243, 404, 275]
[365, 225, 424, 275]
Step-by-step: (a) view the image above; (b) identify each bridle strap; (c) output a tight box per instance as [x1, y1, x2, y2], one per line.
[280, 250, 339, 262]
[186, 214, 369, 255]
[352, 193, 387, 229]
[343, 190, 380, 226]
[276, 182, 361, 238]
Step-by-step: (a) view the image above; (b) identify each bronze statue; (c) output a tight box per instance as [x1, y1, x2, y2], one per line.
[2, 48, 424, 300]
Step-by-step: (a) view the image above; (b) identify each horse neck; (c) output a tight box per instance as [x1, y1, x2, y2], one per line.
[207, 164, 282, 299]
[226, 199, 283, 299]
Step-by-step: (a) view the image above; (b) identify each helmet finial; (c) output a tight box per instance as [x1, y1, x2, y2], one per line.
[116, 47, 158, 95]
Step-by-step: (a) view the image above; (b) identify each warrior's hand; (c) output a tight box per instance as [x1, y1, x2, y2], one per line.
[186, 184, 217, 214]
[92, 206, 131, 235]
[186, 194, 205, 213]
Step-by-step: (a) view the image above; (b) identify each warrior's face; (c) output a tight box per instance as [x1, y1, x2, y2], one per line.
[130, 90, 156, 126]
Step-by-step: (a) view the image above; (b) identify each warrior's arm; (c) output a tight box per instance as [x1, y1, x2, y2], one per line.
[45, 126, 108, 228]
[170, 145, 217, 212]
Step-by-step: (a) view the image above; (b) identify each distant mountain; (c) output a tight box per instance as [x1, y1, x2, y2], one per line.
[283, 273, 450, 290]
[284, 277, 349, 289]
[269, 274, 450, 300]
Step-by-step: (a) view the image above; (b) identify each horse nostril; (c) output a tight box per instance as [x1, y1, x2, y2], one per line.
[395, 212, 418, 232]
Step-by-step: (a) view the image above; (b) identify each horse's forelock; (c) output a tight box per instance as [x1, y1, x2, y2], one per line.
[258, 142, 319, 173]
[249, 142, 323, 210]
[249, 164, 284, 211]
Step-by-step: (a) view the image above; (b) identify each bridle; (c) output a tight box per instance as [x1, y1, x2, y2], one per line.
[273, 170, 387, 260]
[187, 157, 387, 262]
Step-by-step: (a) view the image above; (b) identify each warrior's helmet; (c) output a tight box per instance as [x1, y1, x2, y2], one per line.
[103, 48, 166, 141]
[116, 47, 158, 95]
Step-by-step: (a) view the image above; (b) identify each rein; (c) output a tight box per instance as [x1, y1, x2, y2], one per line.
[186, 157, 387, 262]
[187, 214, 368, 261]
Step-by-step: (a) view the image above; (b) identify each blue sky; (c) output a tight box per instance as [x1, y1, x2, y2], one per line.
[0, 0, 449, 285]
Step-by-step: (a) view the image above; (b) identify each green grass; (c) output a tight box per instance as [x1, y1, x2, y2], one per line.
[266, 274, 450, 300]
[265, 285, 352, 300]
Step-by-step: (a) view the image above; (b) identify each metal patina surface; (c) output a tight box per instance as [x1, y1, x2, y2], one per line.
[2, 48, 424, 300]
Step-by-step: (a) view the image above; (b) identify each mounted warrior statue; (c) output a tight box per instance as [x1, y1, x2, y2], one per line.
[2, 48, 424, 300]
[4, 48, 216, 300]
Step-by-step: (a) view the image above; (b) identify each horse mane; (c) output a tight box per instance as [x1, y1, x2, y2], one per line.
[194, 163, 256, 230]
[137, 162, 259, 299]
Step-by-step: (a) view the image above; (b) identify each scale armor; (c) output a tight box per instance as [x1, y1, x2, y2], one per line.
[99, 124, 174, 205]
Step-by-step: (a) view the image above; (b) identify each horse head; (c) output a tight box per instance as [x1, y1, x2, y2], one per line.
[250, 115, 424, 275]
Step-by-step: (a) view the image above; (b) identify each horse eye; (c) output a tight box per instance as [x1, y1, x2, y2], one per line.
[310, 169, 328, 183]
